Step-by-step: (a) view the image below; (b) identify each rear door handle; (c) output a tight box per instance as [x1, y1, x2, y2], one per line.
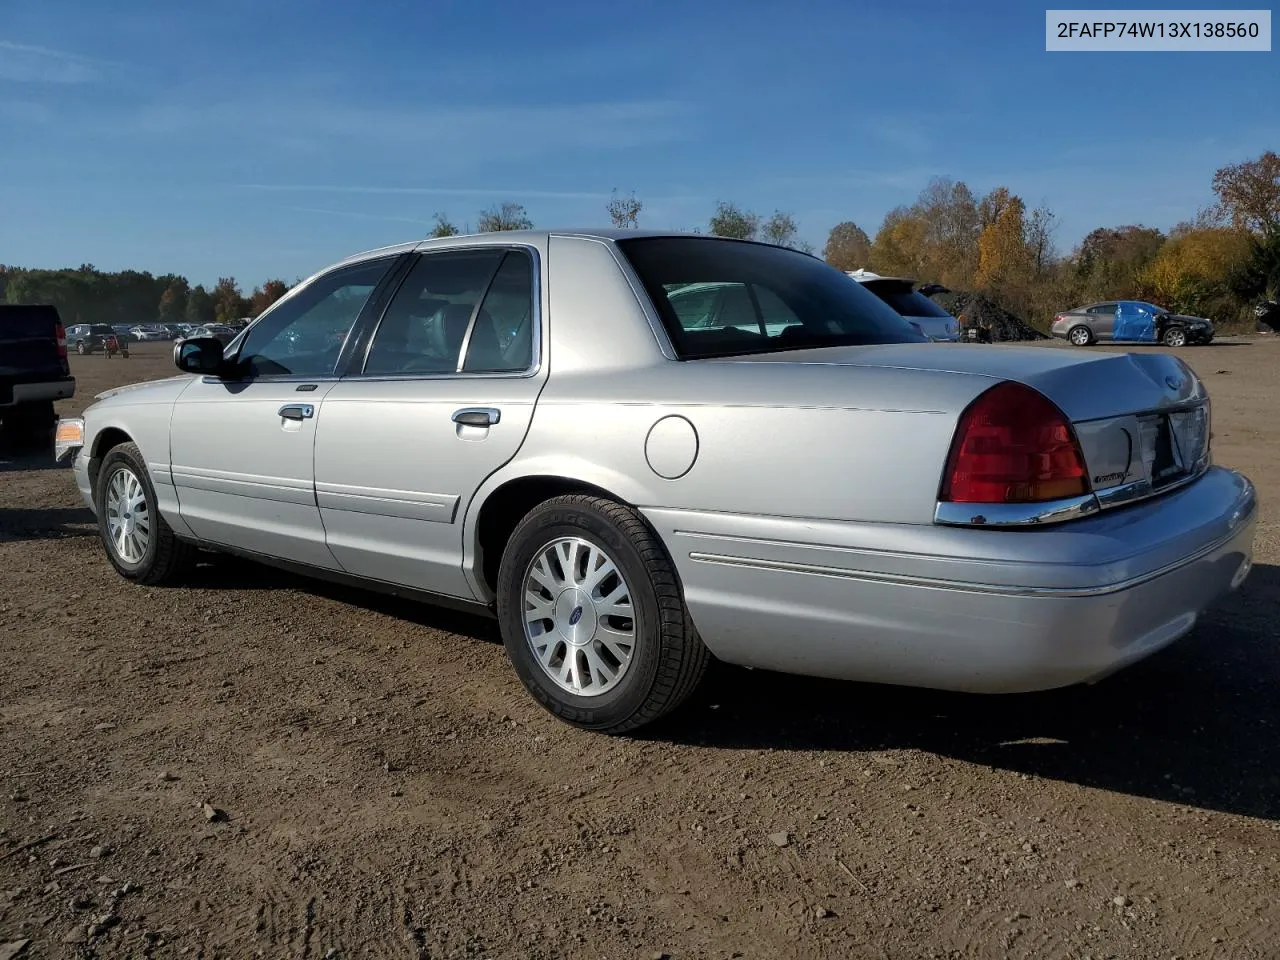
[452, 407, 501, 427]
[279, 403, 314, 421]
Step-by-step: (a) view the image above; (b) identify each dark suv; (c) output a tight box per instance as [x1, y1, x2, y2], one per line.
[65, 323, 119, 354]
[1, 304, 75, 448]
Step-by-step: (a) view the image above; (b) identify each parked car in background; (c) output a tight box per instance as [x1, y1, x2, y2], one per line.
[846, 270, 960, 341]
[160, 324, 186, 339]
[129, 325, 170, 342]
[65, 323, 118, 354]
[1051, 301, 1214, 347]
[1, 304, 74, 447]
[191, 324, 238, 345]
[57, 230, 1255, 734]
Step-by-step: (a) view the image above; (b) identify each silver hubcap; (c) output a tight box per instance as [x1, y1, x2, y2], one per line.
[104, 466, 150, 564]
[522, 536, 636, 697]
[1167, 331, 1185, 346]
[1070, 328, 1089, 344]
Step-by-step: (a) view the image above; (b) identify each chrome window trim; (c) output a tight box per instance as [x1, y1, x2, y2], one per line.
[348, 243, 544, 382]
[933, 454, 1213, 528]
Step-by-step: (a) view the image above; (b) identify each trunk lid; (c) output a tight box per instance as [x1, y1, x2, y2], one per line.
[731, 342, 1211, 510]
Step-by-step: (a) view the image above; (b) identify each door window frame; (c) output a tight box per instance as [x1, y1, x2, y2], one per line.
[212, 253, 411, 385]
[343, 243, 544, 382]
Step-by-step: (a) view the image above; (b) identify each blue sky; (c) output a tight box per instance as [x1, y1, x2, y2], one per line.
[1, 0, 1276, 288]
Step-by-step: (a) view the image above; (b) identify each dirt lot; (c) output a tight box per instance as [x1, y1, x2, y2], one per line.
[2, 338, 1280, 960]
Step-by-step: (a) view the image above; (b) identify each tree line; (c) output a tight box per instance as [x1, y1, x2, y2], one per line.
[4, 153, 1276, 332]
[0, 266, 292, 329]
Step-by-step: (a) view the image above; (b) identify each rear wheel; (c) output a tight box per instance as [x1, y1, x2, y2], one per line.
[496, 495, 710, 733]
[76, 341, 87, 355]
[1162, 326, 1188, 347]
[1067, 325, 1093, 346]
[95, 441, 196, 585]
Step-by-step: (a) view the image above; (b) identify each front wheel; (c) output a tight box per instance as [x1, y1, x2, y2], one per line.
[1162, 326, 1188, 347]
[496, 495, 710, 733]
[95, 442, 196, 585]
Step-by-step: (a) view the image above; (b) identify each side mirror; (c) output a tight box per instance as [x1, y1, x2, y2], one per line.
[174, 336, 226, 375]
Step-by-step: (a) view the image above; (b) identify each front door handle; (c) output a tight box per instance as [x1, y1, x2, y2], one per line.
[278, 403, 314, 421]
[452, 407, 501, 427]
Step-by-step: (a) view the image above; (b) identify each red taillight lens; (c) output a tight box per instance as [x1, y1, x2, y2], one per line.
[940, 381, 1089, 504]
[55, 321, 68, 358]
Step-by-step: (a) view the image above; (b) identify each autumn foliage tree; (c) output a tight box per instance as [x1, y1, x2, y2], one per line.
[1212, 151, 1280, 233]
[822, 221, 872, 271]
[249, 279, 290, 317]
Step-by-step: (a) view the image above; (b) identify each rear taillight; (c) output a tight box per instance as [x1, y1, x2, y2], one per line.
[55, 321, 68, 359]
[940, 381, 1089, 504]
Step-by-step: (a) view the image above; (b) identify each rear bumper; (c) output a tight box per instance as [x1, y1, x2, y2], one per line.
[643, 466, 1257, 693]
[0, 376, 75, 407]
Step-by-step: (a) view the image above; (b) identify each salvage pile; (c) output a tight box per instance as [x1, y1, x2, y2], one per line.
[928, 291, 1048, 342]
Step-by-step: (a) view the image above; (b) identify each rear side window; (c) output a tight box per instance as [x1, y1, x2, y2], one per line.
[861, 281, 953, 320]
[462, 250, 536, 373]
[617, 237, 923, 358]
[365, 249, 504, 376]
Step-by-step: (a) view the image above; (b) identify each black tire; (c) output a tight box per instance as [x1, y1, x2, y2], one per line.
[496, 495, 710, 734]
[1067, 325, 1093, 346]
[76, 341, 87, 355]
[94, 441, 196, 585]
[1162, 326, 1188, 347]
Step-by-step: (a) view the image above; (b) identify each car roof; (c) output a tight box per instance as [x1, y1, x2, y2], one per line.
[327, 229, 806, 271]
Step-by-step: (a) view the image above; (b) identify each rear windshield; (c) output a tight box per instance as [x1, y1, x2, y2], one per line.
[616, 237, 924, 359]
[860, 280, 954, 319]
[0, 304, 60, 336]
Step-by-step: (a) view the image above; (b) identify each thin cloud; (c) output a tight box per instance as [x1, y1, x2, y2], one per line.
[249, 185, 614, 201]
[0, 40, 110, 83]
[278, 205, 440, 225]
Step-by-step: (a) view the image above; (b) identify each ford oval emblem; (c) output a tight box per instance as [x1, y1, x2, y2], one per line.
[568, 606, 584, 626]
[1164, 375, 1181, 390]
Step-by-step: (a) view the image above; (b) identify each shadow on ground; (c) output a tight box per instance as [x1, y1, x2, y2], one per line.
[0, 506, 96, 542]
[188, 555, 503, 644]
[647, 562, 1280, 822]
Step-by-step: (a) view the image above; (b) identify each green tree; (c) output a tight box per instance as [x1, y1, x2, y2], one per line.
[158, 277, 190, 324]
[212, 277, 245, 324]
[185, 284, 214, 325]
[708, 201, 759, 240]
[607, 189, 643, 228]
[476, 202, 532, 232]
[760, 210, 799, 248]
[430, 213, 460, 238]
[1212, 150, 1280, 233]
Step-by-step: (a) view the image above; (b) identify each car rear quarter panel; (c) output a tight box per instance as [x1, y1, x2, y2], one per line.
[463, 236, 998, 597]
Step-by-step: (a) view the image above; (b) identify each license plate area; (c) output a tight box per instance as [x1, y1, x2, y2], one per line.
[1138, 405, 1208, 490]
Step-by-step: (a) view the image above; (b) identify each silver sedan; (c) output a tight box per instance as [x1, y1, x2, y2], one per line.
[55, 230, 1257, 733]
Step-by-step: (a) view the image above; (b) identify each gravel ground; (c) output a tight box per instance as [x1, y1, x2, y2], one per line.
[2, 338, 1279, 960]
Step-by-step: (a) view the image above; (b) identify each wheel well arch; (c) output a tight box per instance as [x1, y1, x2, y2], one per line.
[473, 475, 632, 594]
[88, 427, 133, 485]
